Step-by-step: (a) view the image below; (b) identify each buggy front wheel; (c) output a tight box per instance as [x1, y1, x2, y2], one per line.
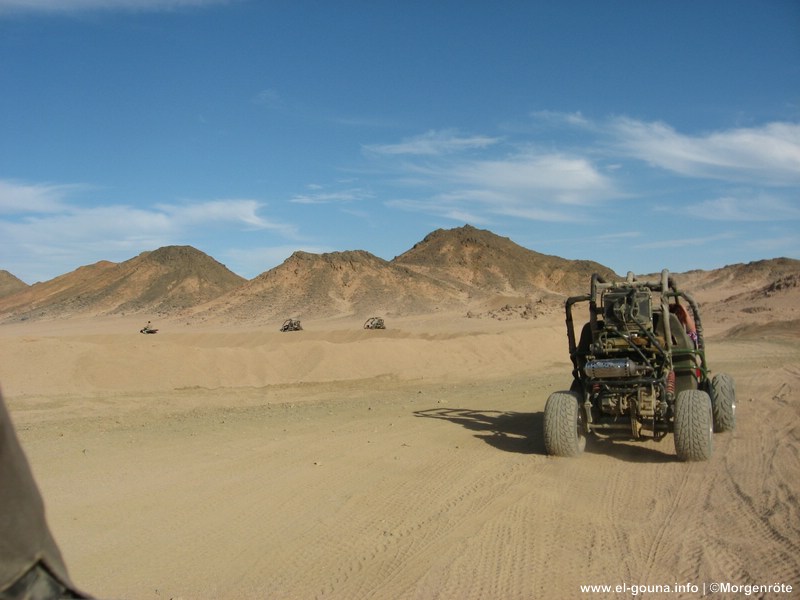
[674, 389, 713, 461]
[543, 391, 586, 457]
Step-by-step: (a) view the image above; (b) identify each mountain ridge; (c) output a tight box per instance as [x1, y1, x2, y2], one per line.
[0, 245, 245, 322]
[1, 226, 798, 325]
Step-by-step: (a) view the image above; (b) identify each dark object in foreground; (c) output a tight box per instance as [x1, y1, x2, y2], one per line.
[280, 319, 303, 332]
[363, 317, 385, 330]
[1, 390, 90, 598]
[544, 270, 736, 462]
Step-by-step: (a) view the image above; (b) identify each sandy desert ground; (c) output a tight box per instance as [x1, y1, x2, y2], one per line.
[1, 311, 799, 599]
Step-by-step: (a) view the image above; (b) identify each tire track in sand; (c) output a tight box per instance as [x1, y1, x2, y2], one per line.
[713, 372, 800, 585]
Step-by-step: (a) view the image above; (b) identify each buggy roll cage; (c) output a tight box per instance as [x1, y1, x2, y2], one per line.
[564, 269, 708, 380]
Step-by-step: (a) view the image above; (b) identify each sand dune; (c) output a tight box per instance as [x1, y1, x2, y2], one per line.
[0, 315, 565, 398]
[3, 307, 799, 599]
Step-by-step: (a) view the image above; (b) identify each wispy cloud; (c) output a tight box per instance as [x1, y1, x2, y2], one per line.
[385, 198, 493, 226]
[3, 205, 173, 245]
[0, 0, 229, 14]
[386, 186, 592, 224]
[594, 231, 643, 241]
[634, 232, 737, 250]
[253, 88, 282, 109]
[0, 205, 175, 282]
[0, 179, 84, 214]
[530, 110, 592, 128]
[372, 140, 619, 224]
[290, 188, 372, 205]
[330, 115, 398, 129]
[746, 233, 800, 255]
[368, 115, 800, 230]
[0, 186, 298, 281]
[448, 152, 615, 205]
[158, 199, 295, 233]
[610, 118, 800, 185]
[364, 129, 501, 156]
[684, 195, 800, 222]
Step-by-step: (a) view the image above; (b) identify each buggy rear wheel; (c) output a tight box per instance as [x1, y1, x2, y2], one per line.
[543, 391, 586, 457]
[674, 389, 713, 461]
[710, 373, 736, 432]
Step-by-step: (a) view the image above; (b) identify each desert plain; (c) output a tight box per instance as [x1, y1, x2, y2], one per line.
[1, 227, 799, 599]
[0, 304, 798, 599]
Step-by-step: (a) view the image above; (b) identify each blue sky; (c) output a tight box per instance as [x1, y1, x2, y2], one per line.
[1, 0, 798, 284]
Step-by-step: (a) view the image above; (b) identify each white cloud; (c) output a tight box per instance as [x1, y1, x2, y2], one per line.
[157, 199, 294, 233]
[634, 232, 737, 250]
[290, 189, 371, 205]
[385, 198, 492, 226]
[364, 129, 501, 156]
[2, 205, 172, 247]
[0, 179, 82, 214]
[3, 193, 290, 237]
[386, 186, 583, 224]
[684, 195, 800, 222]
[530, 110, 591, 128]
[611, 118, 800, 185]
[365, 128, 620, 226]
[0, 189, 299, 281]
[595, 231, 643, 241]
[0, 205, 176, 281]
[449, 152, 615, 205]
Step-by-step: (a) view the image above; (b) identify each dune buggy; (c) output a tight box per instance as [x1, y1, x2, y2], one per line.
[544, 270, 735, 461]
[364, 317, 386, 330]
[280, 319, 303, 332]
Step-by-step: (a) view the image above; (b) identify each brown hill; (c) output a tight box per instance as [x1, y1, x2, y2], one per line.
[664, 258, 800, 300]
[188, 226, 622, 324]
[0, 246, 245, 323]
[189, 249, 468, 324]
[668, 258, 800, 338]
[0, 270, 28, 298]
[3, 227, 796, 328]
[392, 225, 617, 298]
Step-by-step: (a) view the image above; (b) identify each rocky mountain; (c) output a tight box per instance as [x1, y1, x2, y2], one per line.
[393, 225, 616, 297]
[670, 258, 800, 337]
[664, 258, 800, 299]
[1, 227, 797, 326]
[189, 226, 620, 323]
[0, 246, 245, 323]
[0, 270, 28, 299]
[189, 249, 469, 323]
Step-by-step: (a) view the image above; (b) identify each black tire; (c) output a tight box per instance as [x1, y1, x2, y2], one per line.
[674, 389, 713, 461]
[710, 373, 736, 432]
[543, 391, 586, 457]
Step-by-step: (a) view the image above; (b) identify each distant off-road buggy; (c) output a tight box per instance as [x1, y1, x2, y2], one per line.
[280, 319, 303, 332]
[544, 270, 736, 461]
[140, 321, 158, 334]
[363, 317, 386, 330]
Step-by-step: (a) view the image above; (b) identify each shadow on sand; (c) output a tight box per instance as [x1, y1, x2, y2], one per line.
[413, 407, 679, 462]
[413, 408, 546, 455]
[587, 436, 678, 463]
